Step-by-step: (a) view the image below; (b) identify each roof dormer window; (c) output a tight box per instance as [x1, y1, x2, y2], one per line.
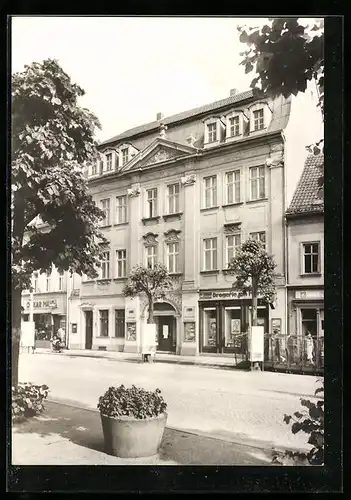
[253, 108, 264, 131]
[229, 116, 240, 137]
[121, 147, 129, 166]
[203, 116, 224, 148]
[207, 122, 217, 143]
[106, 153, 113, 171]
[249, 102, 272, 134]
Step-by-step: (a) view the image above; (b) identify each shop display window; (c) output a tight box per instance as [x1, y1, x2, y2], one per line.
[203, 308, 217, 347]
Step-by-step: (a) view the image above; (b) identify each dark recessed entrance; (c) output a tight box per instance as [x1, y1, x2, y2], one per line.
[153, 302, 177, 353]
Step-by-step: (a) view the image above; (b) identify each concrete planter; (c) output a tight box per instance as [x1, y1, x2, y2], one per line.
[100, 412, 167, 458]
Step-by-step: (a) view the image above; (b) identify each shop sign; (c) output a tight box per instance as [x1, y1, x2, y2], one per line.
[183, 306, 195, 319]
[126, 308, 136, 320]
[295, 290, 324, 300]
[25, 299, 58, 309]
[200, 290, 243, 300]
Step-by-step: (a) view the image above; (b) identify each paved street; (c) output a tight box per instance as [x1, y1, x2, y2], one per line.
[18, 352, 322, 452]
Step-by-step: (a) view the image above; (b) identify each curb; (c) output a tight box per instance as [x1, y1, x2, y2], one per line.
[32, 350, 237, 370]
[46, 397, 307, 455]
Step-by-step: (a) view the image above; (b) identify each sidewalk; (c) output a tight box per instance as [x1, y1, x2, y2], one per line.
[33, 348, 242, 370]
[12, 400, 280, 466]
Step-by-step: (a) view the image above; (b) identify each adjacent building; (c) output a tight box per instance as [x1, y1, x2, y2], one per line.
[69, 88, 295, 356]
[285, 154, 324, 371]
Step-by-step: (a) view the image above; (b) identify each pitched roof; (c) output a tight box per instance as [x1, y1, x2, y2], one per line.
[100, 89, 255, 146]
[286, 154, 324, 216]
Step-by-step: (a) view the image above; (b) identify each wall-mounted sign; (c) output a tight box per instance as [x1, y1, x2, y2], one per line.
[183, 306, 195, 319]
[295, 290, 324, 300]
[26, 299, 58, 309]
[271, 318, 281, 336]
[126, 322, 136, 341]
[184, 322, 196, 342]
[71, 323, 77, 334]
[126, 308, 136, 320]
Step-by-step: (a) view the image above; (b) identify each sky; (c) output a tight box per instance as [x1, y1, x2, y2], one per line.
[11, 16, 323, 201]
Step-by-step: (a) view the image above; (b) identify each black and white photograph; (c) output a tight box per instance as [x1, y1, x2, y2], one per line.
[7, 14, 342, 493]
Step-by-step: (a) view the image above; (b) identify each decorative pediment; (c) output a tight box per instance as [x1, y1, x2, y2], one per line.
[143, 232, 158, 246]
[224, 222, 241, 234]
[122, 138, 197, 172]
[164, 229, 181, 243]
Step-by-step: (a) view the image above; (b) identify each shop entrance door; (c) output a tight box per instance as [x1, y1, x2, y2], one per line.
[157, 316, 175, 352]
[85, 310, 93, 350]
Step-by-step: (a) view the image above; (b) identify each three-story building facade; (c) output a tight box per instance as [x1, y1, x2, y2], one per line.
[70, 89, 293, 356]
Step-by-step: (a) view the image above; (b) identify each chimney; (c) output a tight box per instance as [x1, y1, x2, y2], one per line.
[157, 112, 164, 121]
[187, 135, 196, 147]
[230, 88, 237, 97]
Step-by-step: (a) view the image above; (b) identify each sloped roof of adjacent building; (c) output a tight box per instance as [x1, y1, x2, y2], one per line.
[286, 154, 324, 216]
[100, 89, 255, 146]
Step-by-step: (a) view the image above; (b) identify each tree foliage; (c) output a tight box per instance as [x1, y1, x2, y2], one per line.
[237, 18, 324, 155]
[272, 379, 324, 465]
[123, 264, 173, 323]
[11, 59, 107, 385]
[228, 239, 277, 326]
[12, 59, 107, 290]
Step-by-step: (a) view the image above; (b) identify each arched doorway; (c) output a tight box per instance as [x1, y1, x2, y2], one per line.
[153, 302, 177, 353]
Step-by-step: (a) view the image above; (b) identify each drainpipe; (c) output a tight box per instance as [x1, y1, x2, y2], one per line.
[284, 215, 289, 338]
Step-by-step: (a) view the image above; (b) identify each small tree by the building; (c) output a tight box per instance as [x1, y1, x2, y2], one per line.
[228, 239, 277, 367]
[123, 264, 173, 361]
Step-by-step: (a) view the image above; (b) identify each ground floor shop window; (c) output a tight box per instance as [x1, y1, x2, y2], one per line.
[224, 307, 241, 348]
[34, 314, 53, 340]
[202, 308, 217, 347]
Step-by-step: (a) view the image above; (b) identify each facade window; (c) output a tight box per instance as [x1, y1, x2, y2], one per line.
[145, 245, 157, 269]
[207, 122, 217, 143]
[249, 166, 266, 200]
[229, 116, 240, 137]
[166, 242, 180, 273]
[203, 238, 218, 271]
[100, 251, 110, 279]
[204, 175, 217, 208]
[33, 272, 38, 293]
[45, 271, 51, 292]
[250, 231, 266, 250]
[253, 108, 264, 130]
[115, 309, 125, 338]
[225, 233, 241, 268]
[116, 249, 127, 278]
[99, 310, 109, 337]
[100, 198, 111, 226]
[121, 148, 129, 166]
[91, 163, 97, 175]
[167, 183, 180, 214]
[146, 188, 158, 218]
[106, 153, 113, 171]
[225, 170, 240, 204]
[302, 242, 320, 274]
[116, 195, 128, 224]
[58, 270, 64, 291]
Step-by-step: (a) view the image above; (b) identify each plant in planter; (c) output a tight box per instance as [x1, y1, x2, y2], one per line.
[97, 384, 168, 458]
[12, 382, 50, 422]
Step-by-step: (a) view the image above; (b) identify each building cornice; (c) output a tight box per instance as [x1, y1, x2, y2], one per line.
[88, 130, 284, 186]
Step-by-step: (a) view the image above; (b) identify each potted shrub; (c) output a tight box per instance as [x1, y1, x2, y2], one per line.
[97, 384, 168, 458]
